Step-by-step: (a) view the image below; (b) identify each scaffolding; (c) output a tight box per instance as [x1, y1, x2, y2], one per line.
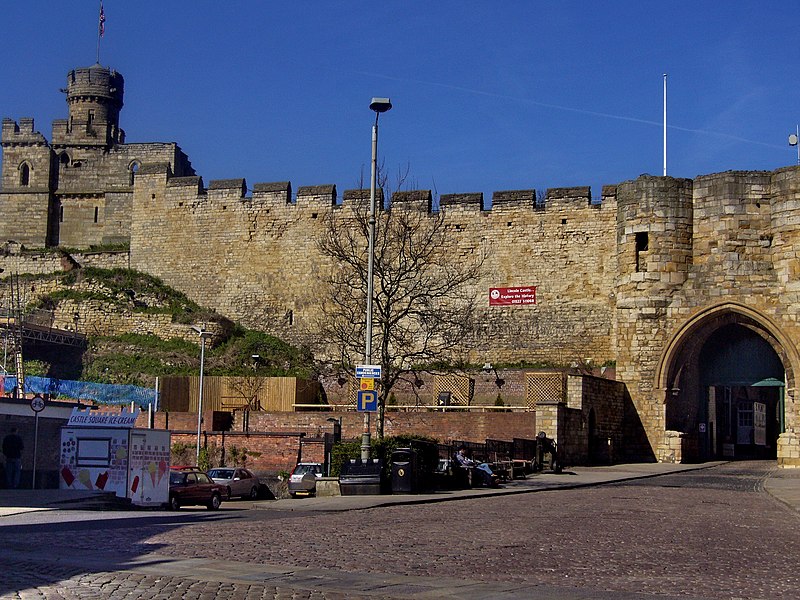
[0, 272, 87, 387]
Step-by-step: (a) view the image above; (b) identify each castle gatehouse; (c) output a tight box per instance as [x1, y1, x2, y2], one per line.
[2, 64, 799, 466]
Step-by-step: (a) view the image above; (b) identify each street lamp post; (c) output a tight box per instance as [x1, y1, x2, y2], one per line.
[363, 97, 392, 460]
[192, 325, 212, 466]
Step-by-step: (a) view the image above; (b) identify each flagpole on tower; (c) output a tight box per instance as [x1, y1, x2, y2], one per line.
[96, 1, 105, 64]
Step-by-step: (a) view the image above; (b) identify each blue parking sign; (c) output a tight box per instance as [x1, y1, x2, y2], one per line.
[357, 390, 378, 412]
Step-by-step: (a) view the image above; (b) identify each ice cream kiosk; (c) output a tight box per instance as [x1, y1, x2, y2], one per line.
[59, 407, 171, 507]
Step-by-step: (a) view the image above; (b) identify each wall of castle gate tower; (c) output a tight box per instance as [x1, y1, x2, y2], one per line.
[614, 168, 800, 457]
[130, 168, 619, 365]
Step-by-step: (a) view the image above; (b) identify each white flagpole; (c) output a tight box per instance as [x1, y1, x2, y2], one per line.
[663, 73, 668, 177]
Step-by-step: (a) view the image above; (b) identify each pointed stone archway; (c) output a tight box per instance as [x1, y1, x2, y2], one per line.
[655, 303, 799, 465]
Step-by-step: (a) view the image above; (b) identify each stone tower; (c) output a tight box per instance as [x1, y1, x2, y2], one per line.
[1, 64, 193, 248]
[614, 175, 693, 454]
[52, 64, 125, 149]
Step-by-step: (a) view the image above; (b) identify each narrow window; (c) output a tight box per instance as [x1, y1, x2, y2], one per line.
[635, 232, 649, 272]
[129, 161, 140, 186]
[19, 163, 30, 186]
[94, 207, 99, 223]
[59, 205, 64, 223]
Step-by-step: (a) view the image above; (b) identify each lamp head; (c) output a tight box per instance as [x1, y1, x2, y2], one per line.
[370, 97, 392, 114]
[482, 362, 493, 374]
[191, 325, 213, 338]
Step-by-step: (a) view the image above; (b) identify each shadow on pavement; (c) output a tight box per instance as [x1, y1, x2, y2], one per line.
[2, 510, 244, 595]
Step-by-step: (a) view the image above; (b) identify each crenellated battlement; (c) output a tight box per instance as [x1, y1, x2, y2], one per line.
[492, 189, 535, 210]
[546, 186, 592, 207]
[440, 192, 483, 211]
[135, 163, 622, 220]
[296, 184, 337, 207]
[1, 118, 48, 146]
[342, 188, 383, 206]
[391, 190, 432, 212]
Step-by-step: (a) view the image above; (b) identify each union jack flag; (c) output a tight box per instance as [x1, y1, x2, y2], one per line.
[99, 2, 106, 38]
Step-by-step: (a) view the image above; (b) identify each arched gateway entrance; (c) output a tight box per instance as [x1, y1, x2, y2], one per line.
[657, 304, 794, 462]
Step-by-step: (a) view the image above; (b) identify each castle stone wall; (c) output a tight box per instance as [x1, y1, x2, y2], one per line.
[130, 167, 618, 366]
[8, 65, 800, 465]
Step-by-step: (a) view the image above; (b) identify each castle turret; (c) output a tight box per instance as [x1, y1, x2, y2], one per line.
[51, 64, 125, 148]
[616, 175, 693, 301]
[614, 175, 693, 453]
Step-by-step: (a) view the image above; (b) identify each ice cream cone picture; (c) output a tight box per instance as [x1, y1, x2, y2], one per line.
[148, 462, 157, 487]
[157, 460, 167, 485]
[77, 469, 93, 490]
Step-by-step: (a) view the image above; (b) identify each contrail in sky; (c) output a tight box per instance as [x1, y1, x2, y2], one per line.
[355, 71, 785, 151]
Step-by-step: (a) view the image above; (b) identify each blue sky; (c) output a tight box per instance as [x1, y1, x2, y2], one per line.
[3, 2, 799, 203]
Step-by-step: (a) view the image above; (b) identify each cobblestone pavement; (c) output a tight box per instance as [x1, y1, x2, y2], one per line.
[3, 461, 799, 599]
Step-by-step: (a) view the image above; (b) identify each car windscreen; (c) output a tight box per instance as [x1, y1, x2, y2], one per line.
[209, 469, 234, 479]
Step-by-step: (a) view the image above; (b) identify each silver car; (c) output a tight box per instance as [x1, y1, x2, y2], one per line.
[288, 462, 324, 497]
[208, 467, 260, 500]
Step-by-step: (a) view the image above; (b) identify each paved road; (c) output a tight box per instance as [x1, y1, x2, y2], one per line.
[2, 461, 799, 599]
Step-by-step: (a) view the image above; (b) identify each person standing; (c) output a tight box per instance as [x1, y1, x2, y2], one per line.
[2, 427, 24, 489]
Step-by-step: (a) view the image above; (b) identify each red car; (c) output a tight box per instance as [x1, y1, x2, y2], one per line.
[168, 468, 226, 510]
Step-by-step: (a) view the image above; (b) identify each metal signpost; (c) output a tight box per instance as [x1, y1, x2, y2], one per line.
[356, 364, 381, 414]
[30, 394, 45, 490]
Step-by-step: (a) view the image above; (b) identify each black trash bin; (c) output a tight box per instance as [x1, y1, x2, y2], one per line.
[391, 447, 417, 494]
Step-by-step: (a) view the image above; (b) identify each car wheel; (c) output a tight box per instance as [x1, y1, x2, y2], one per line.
[169, 495, 180, 511]
[249, 486, 259, 500]
[207, 493, 221, 510]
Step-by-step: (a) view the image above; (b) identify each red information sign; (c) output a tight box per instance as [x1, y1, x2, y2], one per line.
[489, 286, 537, 306]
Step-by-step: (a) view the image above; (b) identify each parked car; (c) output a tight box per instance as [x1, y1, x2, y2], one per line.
[168, 468, 226, 510]
[288, 462, 324, 497]
[208, 467, 261, 500]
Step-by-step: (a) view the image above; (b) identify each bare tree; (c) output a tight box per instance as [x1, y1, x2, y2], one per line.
[226, 376, 267, 411]
[317, 197, 486, 438]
